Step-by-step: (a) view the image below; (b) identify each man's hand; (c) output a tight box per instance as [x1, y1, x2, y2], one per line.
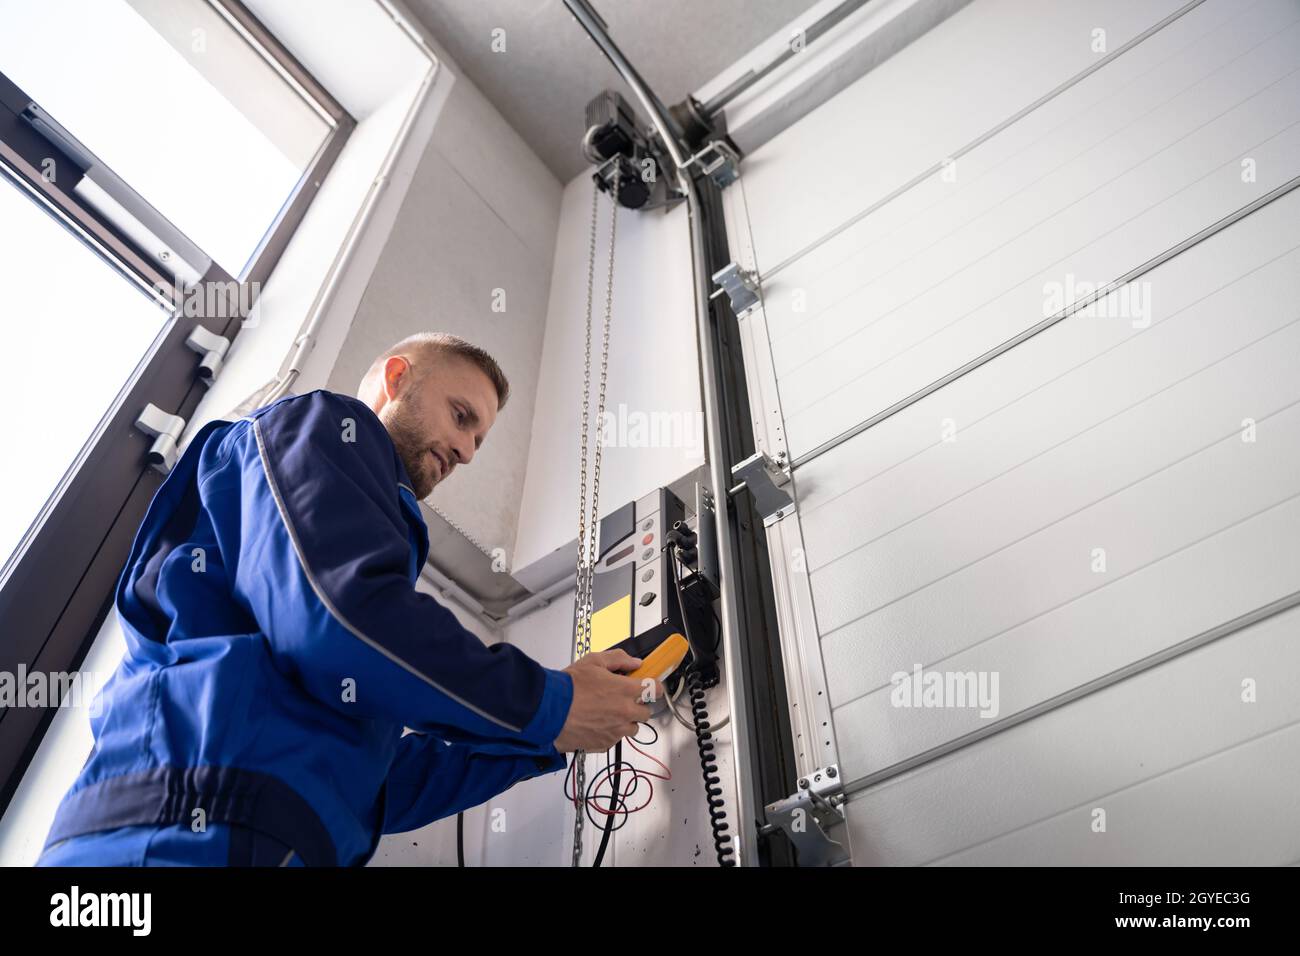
[554, 648, 661, 753]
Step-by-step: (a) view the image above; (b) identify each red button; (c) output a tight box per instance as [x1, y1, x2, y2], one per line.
[642, 533, 654, 545]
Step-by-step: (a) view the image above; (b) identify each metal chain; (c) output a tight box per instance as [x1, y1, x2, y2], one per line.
[570, 183, 618, 866]
[569, 187, 599, 867]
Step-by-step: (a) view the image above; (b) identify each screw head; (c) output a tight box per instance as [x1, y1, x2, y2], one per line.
[826, 766, 838, 778]
[798, 778, 809, 790]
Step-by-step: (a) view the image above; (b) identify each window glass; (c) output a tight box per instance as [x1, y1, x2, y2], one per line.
[0, 0, 330, 276]
[0, 171, 172, 572]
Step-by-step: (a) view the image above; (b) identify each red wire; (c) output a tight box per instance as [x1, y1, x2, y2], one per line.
[587, 763, 654, 815]
[562, 725, 671, 818]
[626, 739, 671, 779]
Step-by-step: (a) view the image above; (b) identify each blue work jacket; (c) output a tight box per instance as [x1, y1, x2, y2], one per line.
[38, 389, 573, 866]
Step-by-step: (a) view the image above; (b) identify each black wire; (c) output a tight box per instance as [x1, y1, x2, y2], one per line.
[631, 721, 658, 746]
[581, 741, 660, 838]
[455, 811, 465, 867]
[592, 741, 621, 867]
[584, 752, 645, 832]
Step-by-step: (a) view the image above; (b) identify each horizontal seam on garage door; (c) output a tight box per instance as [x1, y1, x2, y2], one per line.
[768, 0, 1284, 356]
[791, 172, 1300, 469]
[775, 60, 1300, 383]
[796, 238, 1300, 521]
[824, 488, 1300, 702]
[839, 587, 1300, 798]
[805, 348, 1300, 577]
[920, 713, 1300, 865]
[762, 0, 1211, 283]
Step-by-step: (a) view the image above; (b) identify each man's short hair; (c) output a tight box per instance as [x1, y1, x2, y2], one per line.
[368, 332, 509, 409]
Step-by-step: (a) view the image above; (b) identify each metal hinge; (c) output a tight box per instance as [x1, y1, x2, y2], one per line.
[762, 764, 849, 867]
[185, 325, 231, 383]
[711, 261, 760, 317]
[729, 450, 794, 526]
[135, 403, 186, 474]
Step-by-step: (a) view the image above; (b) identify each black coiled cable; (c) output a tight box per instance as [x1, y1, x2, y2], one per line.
[686, 665, 735, 866]
[667, 546, 735, 867]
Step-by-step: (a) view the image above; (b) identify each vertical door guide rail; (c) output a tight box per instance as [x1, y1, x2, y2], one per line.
[721, 179, 845, 794]
[681, 144, 761, 871]
[842, 588, 1300, 798]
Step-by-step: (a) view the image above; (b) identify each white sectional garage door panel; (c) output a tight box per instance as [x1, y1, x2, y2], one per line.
[733, 0, 1300, 864]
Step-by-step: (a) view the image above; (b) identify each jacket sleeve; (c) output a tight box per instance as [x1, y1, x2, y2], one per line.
[230, 390, 572, 756]
[381, 731, 568, 835]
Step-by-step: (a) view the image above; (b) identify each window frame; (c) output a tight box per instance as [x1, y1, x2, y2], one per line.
[0, 0, 355, 816]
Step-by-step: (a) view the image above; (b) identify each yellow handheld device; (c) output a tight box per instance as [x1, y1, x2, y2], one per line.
[628, 633, 689, 684]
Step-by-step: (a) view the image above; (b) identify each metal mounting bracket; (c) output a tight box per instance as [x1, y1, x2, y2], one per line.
[135, 403, 186, 474]
[185, 325, 231, 383]
[729, 450, 794, 526]
[711, 261, 759, 317]
[763, 764, 849, 867]
[686, 139, 741, 188]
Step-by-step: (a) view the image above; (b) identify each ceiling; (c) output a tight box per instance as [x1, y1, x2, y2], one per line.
[405, 0, 821, 183]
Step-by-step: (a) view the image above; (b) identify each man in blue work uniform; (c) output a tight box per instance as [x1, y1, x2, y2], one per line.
[37, 332, 652, 866]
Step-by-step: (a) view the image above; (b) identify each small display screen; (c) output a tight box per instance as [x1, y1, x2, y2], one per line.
[603, 542, 635, 567]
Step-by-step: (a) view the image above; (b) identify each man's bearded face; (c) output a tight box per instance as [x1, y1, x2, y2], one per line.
[377, 355, 499, 500]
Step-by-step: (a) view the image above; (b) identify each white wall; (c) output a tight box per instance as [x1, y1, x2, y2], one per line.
[324, 62, 563, 563]
[512, 175, 704, 585]
[731, 0, 1300, 864]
